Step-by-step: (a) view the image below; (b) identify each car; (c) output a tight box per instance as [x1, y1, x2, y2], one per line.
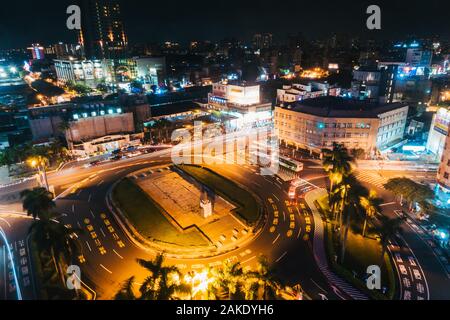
[402, 277, 411, 288]
[290, 214, 295, 221]
[395, 253, 403, 263]
[304, 217, 311, 224]
[416, 283, 425, 294]
[289, 222, 295, 229]
[89, 160, 101, 166]
[403, 290, 411, 300]
[273, 218, 279, 226]
[413, 269, 422, 280]
[399, 265, 408, 275]
[408, 257, 417, 267]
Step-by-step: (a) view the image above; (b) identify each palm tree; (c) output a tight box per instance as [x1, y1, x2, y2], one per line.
[360, 190, 383, 237]
[213, 261, 244, 300]
[337, 175, 368, 264]
[377, 216, 405, 263]
[114, 276, 137, 300]
[20, 187, 55, 220]
[322, 143, 354, 195]
[245, 256, 281, 300]
[29, 218, 82, 283]
[137, 254, 190, 300]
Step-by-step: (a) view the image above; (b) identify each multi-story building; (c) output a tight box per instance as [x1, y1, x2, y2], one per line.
[437, 132, 450, 195]
[351, 64, 398, 103]
[54, 59, 104, 86]
[79, 0, 128, 59]
[426, 107, 450, 160]
[274, 96, 408, 155]
[207, 81, 272, 129]
[277, 82, 339, 103]
[27, 44, 45, 60]
[253, 33, 273, 50]
[135, 56, 166, 87]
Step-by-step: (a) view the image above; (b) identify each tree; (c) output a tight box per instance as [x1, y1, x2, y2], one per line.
[360, 190, 383, 237]
[322, 143, 354, 195]
[213, 261, 244, 300]
[20, 187, 55, 220]
[245, 256, 281, 300]
[351, 148, 366, 160]
[137, 254, 190, 300]
[114, 276, 137, 300]
[337, 175, 368, 263]
[384, 178, 434, 211]
[376, 216, 404, 263]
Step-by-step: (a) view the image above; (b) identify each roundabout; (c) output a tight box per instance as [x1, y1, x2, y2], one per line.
[107, 163, 266, 259]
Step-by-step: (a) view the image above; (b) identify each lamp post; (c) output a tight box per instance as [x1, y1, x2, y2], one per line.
[28, 156, 49, 191]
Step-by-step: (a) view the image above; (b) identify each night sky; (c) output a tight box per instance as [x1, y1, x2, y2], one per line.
[0, 0, 449, 49]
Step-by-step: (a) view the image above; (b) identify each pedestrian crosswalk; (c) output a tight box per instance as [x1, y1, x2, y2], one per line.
[355, 171, 388, 189]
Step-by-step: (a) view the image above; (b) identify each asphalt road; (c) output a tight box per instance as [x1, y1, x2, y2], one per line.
[1, 146, 449, 300]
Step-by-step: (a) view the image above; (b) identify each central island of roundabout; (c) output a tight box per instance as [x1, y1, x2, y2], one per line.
[108, 164, 265, 259]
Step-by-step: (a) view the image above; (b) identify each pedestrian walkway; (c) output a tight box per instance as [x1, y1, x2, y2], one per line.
[355, 171, 387, 189]
[305, 188, 369, 300]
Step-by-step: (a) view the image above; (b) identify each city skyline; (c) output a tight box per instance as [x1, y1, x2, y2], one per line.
[1, 0, 450, 49]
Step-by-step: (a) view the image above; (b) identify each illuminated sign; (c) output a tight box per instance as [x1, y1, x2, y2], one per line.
[434, 108, 450, 135]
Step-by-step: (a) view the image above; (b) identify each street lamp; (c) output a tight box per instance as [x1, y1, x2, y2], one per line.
[27, 156, 49, 191]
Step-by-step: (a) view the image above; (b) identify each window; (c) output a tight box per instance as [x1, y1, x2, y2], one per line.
[447, 160, 450, 166]
[444, 172, 449, 179]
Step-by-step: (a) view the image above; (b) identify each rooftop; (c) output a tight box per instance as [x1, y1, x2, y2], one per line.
[279, 96, 407, 118]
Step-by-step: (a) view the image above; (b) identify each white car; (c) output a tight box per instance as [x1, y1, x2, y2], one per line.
[408, 257, 417, 267]
[399, 265, 408, 275]
[413, 269, 422, 280]
[402, 277, 411, 288]
[416, 283, 425, 294]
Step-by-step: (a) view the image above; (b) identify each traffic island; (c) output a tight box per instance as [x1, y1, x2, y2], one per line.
[314, 193, 397, 300]
[109, 165, 264, 258]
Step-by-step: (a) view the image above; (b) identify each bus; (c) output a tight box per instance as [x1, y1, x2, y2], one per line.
[279, 156, 304, 173]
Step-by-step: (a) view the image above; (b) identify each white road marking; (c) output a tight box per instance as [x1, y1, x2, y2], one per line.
[99, 264, 112, 274]
[71, 204, 75, 213]
[275, 251, 288, 263]
[272, 193, 279, 201]
[100, 228, 106, 238]
[85, 241, 92, 252]
[88, 194, 92, 202]
[113, 249, 123, 259]
[297, 227, 302, 239]
[89, 210, 95, 219]
[241, 255, 256, 264]
[272, 234, 281, 244]
[97, 180, 104, 187]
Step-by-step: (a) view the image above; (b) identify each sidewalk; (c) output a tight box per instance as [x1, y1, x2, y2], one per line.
[305, 188, 369, 300]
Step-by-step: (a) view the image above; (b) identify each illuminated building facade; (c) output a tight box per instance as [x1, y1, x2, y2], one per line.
[437, 132, 450, 194]
[426, 107, 450, 160]
[27, 44, 45, 60]
[79, 0, 128, 59]
[54, 59, 104, 86]
[207, 81, 272, 129]
[274, 97, 408, 155]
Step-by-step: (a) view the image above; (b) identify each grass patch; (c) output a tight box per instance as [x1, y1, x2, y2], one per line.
[177, 164, 262, 225]
[318, 195, 397, 300]
[113, 178, 209, 247]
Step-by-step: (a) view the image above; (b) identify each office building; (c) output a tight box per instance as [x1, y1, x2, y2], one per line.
[274, 96, 408, 155]
[79, 0, 128, 59]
